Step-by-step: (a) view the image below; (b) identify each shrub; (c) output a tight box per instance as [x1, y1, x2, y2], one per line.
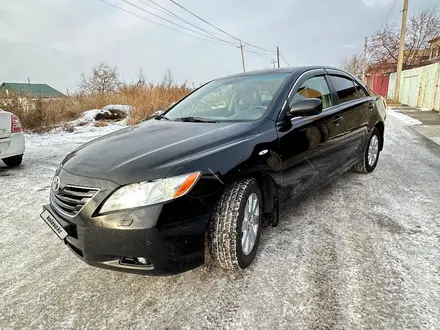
[0, 82, 191, 132]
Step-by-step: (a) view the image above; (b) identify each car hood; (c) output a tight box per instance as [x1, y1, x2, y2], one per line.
[60, 119, 253, 185]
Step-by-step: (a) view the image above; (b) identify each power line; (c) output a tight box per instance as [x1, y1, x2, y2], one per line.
[243, 48, 274, 57]
[119, 0, 239, 46]
[372, 0, 398, 34]
[377, 0, 398, 30]
[98, 0, 237, 47]
[169, 0, 276, 54]
[280, 53, 290, 66]
[137, 0, 180, 20]
[137, 0, 239, 46]
[370, 0, 393, 33]
[244, 49, 273, 61]
[99, 0, 276, 71]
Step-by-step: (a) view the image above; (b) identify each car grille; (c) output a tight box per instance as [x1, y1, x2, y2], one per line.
[50, 185, 99, 217]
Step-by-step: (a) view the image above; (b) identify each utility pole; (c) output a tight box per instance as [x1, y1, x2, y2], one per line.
[395, 0, 409, 102]
[271, 59, 276, 68]
[362, 37, 368, 83]
[276, 46, 280, 68]
[240, 42, 246, 72]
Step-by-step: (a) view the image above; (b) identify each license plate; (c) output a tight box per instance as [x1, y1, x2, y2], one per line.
[0, 140, 10, 153]
[40, 209, 68, 240]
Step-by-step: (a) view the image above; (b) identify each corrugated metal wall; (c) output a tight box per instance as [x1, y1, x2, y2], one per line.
[388, 62, 440, 111]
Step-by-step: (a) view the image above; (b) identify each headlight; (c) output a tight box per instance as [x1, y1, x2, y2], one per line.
[99, 172, 200, 213]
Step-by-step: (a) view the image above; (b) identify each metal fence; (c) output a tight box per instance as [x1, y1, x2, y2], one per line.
[388, 62, 440, 111]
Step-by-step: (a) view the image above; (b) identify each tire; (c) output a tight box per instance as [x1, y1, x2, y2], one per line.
[208, 178, 262, 270]
[354, 128, 380, 173]
[2, 154, 23, 168]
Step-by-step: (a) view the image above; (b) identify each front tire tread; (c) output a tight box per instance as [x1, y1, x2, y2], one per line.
[208, 178, 257, 270]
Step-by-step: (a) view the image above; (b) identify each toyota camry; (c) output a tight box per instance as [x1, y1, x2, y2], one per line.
[41, 66, 386, 275]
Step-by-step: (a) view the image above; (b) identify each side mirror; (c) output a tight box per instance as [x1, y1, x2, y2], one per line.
[289, 98, 322, 117]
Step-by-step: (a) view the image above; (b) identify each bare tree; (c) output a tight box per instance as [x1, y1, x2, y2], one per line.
[135, 69, 147, 88]
[341, 53, 364, 78]
[368, 6, 440, 68]
[162, 69, 175, 88]
[405, 7, 440, 66]
[79, 63, 120, 94]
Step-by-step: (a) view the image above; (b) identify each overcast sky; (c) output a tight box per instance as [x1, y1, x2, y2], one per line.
[0, 0, 438, 92]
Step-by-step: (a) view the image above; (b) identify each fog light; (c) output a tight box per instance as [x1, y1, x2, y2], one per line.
[137, 257, 147, 265]
[120, 256, 153, 268]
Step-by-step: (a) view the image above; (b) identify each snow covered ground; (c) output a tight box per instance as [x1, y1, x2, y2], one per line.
[387, 108, 423, 126]
[0, 110, 439, 329]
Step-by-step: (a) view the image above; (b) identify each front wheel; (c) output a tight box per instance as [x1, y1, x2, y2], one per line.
[208, 178, 262, 270]
[2, 154, 23, 167]
[354, 128, 381, 173]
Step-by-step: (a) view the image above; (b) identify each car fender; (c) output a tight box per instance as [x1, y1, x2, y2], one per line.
[168, 119, 282, 219]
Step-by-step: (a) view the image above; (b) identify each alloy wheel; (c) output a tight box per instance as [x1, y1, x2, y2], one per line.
[241, 193, 260, 255]
[368, 135, 379, 167]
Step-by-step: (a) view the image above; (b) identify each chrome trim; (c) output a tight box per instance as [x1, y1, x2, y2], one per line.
[278, 69, 323, 122]
[286, 69, 323, 99]
[279, 68, 356, 123]
[50, 185, 100, 218]
[62, 184, 100, 191]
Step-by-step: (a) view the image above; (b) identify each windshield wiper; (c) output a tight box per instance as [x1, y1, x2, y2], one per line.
[156, 114, 169, 120]
[174, 116, 218, 123]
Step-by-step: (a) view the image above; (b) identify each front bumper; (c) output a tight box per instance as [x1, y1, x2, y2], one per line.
[42, 167, 221, 275]
[43, 201, 211, 275]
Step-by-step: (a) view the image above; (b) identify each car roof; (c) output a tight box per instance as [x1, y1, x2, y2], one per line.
[218, 66, 347, 79]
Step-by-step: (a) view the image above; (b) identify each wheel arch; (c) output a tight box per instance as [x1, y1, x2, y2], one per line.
[214, 168, 281, 227]
[245, 171, 280, 226]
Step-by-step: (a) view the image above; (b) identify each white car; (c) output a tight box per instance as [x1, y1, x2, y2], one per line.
[0, 109, 25, 167]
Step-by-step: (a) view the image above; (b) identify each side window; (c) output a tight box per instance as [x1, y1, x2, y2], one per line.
[329, 75, 358, 104]
[291, 76, 332, 109]
[353, 81, 368, 98]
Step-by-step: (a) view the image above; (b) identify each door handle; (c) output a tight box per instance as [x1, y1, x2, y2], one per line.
[332, 116, 343, 126]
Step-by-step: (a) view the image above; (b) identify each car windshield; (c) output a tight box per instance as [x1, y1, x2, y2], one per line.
[164, 74, 289, 122]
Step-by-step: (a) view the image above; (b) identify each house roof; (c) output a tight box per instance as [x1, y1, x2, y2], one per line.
[0, 83, 65, 98]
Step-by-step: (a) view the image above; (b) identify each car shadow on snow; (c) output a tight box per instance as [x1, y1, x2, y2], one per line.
[257, 169, 360, 251]
[0, 164, 22, 175]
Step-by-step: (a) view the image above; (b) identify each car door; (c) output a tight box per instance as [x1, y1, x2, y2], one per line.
[326, 72, 370, 166]
[276, 70, 347, 203]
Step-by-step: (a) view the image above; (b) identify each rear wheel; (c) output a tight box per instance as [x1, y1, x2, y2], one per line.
[208, 178, 262, 270]
[2, 154, 23, 167]
[354, 128, 380, 173]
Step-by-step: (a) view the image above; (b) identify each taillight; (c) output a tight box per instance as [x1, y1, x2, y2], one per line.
[11, 114, 23, 133]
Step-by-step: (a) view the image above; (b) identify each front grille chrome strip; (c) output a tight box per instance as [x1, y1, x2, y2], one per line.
[50, 185, 99, 218]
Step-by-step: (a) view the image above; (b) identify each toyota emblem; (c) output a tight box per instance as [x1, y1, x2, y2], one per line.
[52, 176, 61, 192]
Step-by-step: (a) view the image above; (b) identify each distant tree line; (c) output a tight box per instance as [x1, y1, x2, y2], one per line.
[78, 64, 189, 94]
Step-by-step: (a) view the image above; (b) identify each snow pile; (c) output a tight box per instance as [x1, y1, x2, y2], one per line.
[64, 104, 133, 128]
[387, 109, 422, 126]
[81, 109, 106, 122]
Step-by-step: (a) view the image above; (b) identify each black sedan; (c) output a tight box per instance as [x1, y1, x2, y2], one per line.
[41, 66, 386, 275]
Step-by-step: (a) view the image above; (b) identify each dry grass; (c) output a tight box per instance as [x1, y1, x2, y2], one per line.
[93, 121, 108, 128]
[0, 84, 190, 132]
